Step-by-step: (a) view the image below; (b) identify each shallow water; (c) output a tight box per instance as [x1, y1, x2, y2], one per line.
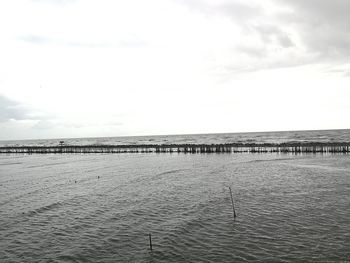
[1, 153, 349, 262]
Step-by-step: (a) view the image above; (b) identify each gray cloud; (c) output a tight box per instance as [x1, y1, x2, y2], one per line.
[0, 95, 51, 122]
[213, 2, 295, 49]
[213, 2, 262, 23]
[278, 0, 350, 59]
[280, 0, 350, 25]
[0, 96, 29, 122]
[179, 0, 349, 55]
[235, 45, 267, 58]
[177, 0, 350, 75]
[251, 24, 294, 48]
[176, 1, 296, 67]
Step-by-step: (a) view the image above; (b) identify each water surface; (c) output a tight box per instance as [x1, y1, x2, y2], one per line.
[1, 129, 350, 146]
[1, 153, 349, 262]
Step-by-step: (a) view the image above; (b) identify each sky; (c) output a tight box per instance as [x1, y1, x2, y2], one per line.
[1, 0, 350, 140]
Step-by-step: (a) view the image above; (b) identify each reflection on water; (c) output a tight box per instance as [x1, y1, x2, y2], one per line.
[1, 153, 349, 262]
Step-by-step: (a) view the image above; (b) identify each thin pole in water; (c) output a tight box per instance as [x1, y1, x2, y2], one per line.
[149, 233, 153, 251]
[229, 186, 237, 219]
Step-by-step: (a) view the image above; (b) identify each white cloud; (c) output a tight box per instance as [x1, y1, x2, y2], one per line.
[0, 0, 349, 140]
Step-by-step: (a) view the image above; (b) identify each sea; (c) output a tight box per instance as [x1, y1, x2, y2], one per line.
[1, 129, 350, 262]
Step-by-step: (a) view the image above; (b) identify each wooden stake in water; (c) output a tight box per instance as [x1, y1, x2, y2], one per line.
[229, 186, 237, 218]
[149, 233, 153, 251]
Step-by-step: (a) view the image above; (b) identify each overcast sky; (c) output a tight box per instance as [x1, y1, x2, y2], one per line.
[1, 0, 350, 140]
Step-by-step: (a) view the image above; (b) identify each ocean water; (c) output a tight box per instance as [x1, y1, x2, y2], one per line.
[1, 129, 350, 147]
[1, 130, 350, 262]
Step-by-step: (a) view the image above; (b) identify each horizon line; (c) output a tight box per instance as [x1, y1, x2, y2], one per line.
[1, 128, 349, 142]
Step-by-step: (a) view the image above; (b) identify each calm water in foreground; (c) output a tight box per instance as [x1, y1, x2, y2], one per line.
[1, 152, 349, 262]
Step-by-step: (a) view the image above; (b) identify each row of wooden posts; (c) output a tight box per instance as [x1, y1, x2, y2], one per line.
[0, 143, 350, 154]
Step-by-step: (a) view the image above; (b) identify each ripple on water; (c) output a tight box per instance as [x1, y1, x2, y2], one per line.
[1, 153, 350, 262]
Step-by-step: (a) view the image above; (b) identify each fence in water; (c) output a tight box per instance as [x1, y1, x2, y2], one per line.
[0, 142, 349, 154]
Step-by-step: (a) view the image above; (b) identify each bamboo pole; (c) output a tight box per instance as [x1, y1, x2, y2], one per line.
[149, 233, 153, 251]
[229, 186, 237, 219]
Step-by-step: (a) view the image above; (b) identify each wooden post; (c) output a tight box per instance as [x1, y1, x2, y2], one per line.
[229, 186, 237, 219]
[149, 233, 153, 251]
